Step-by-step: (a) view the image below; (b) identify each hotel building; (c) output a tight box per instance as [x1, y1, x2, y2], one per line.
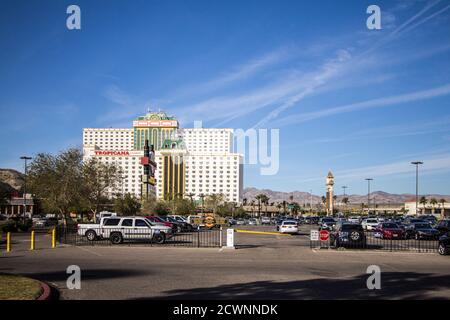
[83, 111, 243, 204]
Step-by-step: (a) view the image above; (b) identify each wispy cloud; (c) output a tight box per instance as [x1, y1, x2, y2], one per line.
[272, 83, 450, 127]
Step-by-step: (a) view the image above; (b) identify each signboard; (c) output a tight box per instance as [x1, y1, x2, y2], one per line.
[226, 229, 234, 248]
[319, 230, 329, 241]
[133, 120, 178, 128]
[94, 150, 130, 156]
[310, 230, 319, 241]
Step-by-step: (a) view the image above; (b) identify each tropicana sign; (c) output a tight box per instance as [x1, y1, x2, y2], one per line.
[94, 150, 130, 156]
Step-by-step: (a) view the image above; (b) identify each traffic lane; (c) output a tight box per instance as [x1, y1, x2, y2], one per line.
[2, 243, 450, 299]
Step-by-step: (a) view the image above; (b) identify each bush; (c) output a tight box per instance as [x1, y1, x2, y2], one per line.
[17, 219, 32, 232]
[0, 220, 18, 233]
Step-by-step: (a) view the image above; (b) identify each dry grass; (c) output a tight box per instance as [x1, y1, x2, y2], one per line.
[0, 274, 42, 300]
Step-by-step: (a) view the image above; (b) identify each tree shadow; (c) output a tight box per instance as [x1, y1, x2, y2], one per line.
[141, 272, 450, 300]
[1, 268, 151, 283]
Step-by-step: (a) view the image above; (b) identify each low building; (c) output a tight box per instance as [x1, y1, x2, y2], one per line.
[405, 201, 450, 216]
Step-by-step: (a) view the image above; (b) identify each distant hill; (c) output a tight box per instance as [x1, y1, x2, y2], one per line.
[243, 187, 450, 204]
[0, 169, 24, 193]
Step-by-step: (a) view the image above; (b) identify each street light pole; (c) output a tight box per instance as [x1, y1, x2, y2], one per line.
[20, 156, 32, 221]
[365, 178, 373, 215]
[342, 186, 347, 212]
[411, 161, 423, 216]
[310, 189, 313, 214]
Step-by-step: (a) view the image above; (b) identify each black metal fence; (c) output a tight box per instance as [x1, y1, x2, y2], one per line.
[310, 230, 439, 253]
[56, 225, 222, 248]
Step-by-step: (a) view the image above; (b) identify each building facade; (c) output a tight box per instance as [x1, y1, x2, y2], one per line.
[83, 111, 243, 204]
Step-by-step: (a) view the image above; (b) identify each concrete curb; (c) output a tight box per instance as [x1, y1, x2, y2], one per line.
[36, 281, 52, 300]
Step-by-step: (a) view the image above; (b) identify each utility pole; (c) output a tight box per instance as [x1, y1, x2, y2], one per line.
[310, 189, 313, 214]
[365, 178, 373, 215]
[411, 161, 423, 216]
[342, 186, 347, 212]
[20, 156, 32, 221]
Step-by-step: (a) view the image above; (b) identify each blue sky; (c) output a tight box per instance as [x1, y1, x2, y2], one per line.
[1, 0, 450, 196]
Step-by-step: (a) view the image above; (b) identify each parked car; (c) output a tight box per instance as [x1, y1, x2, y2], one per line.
[373, 222, 406, 239]
[261, 216, 271, 225]
[420, 215, 438, 225]
[278, 220, 298, 234]
[361, 218, 379, 230]
[236, 218, 246, 225]
[166, 216, 194, 232]
[248, 218, 257, 225]
[348, 216, 361, 224]
[438, 232, 450, 255]
[146, 216, 179, 233]
[436, 219, 450, 236]
[330, 223, 366, 248]
[158, 216, 185, 232]
[319, 217, 336, 231]
[405, 222, 440, 240]
[77, 216, 172, 244]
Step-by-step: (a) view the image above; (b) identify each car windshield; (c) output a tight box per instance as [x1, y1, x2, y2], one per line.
[283, 221, 297, 225]
[322, 218, 335, 222]
[383, 223, 399, 228]
[366, 219, 378, 223]
[341, 224, 363, 231]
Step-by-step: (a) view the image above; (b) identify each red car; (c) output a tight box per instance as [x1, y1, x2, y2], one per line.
[146, 216, 178, 233]
[374, 222, 405, 240]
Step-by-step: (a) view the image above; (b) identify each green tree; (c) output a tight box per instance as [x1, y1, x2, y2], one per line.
[27, 149, 84, 222]
[82, 158, 121, 221]
[114, 193, 141, 215]
[153, 201, 171, 216]
[419, 196, 427, 214]
[430, 198, 438, 214]
[439, 198, 446, 219]
[205, 193, 225, 215]
[174, 198, 196, 215]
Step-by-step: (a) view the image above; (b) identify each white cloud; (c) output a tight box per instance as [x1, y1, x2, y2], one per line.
[272, 83, 450, 127]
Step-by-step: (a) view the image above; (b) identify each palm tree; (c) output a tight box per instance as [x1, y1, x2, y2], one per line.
[243, 198, 247, 206]
[276, 203, 282, 215]
[255, 194, 267, 217]
[282, 200, 287, 215]
[430, 198, 438, 215]
[198, 193, 206, 213]
[439, 198, 446, 219]
[419, 196, 427, 215]
[186, 192, 195, 203]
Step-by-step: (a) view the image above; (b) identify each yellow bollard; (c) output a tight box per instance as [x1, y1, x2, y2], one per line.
[30, 231, 35, 250]
[52, 228, 56, 248]
[6, 232, 11, 252]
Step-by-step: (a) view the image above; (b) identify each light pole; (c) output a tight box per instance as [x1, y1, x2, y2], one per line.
[411, 161, 423, 216]
[342, 186, 347, 212]
[20, 156, 32, 220]
[365, 178, 373, 215]
[309, 189, 313, 214]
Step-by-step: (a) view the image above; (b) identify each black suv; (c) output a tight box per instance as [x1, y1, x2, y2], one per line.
[330, 223, 366, 248]
[436, 219, 450, 236]
[438, 232, 450, 255]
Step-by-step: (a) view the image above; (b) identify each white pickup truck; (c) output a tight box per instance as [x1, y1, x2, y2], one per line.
[77, 216, 172, 244]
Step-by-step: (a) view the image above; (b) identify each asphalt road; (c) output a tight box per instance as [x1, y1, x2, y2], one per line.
[1, 226, 450, 300]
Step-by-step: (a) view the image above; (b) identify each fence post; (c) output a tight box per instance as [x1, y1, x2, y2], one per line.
[6, 232, 11, 252]
[52, 228, 56, 248]
[197, 226, 200, 248]
[219, 225, 223, 248]
[30, 231, 35, 250]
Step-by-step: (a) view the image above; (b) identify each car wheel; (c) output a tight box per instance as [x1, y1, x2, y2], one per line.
[153, 232, 166, 244]
[438, 243, 449, 255]
[110, 232, 123, 244]
[85, 230, 97, 241]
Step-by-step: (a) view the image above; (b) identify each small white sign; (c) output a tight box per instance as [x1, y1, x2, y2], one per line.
[310, 230, 319, 241]
[226, 229, 234, 248]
